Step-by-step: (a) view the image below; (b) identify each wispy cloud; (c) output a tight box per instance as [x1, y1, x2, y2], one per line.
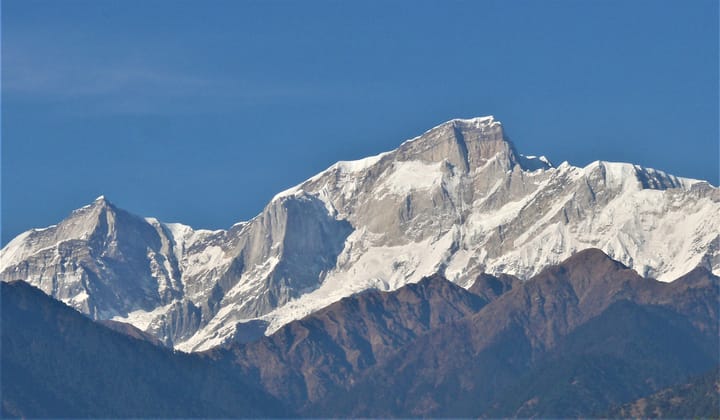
[7, 66, 208, 98]
[3, 49, 212, 115]
[2, 47, 362, 116]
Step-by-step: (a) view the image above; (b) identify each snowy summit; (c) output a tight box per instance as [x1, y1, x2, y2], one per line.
[1, 116, 717, 352]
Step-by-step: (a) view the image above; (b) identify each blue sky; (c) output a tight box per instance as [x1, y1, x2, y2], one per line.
[2, 0, 718, 244]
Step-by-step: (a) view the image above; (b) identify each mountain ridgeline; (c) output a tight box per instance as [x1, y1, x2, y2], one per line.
[3, 250, 718, 417]
[228, 249, 719, 417]
[1, 116, 718, 351]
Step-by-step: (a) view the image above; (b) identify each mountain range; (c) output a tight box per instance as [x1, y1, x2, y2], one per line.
[1, 116, 718, 352]
[3, 249, 718, 417]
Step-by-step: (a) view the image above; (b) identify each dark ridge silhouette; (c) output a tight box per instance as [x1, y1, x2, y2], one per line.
[1, 280, 287, 418]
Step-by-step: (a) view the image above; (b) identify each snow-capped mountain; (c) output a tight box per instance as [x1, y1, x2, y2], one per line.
[1, 116, 718, 351]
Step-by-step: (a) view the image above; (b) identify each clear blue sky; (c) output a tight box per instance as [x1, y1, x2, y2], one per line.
[2, 0, 718, 244]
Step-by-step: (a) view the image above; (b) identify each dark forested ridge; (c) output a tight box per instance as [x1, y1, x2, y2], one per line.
[215, 273, 490, 408]
[1, 280, 287, 418]
[2, 249, 718, 418]
[303, 250, 719, 417]
[607, 366, 720, 418]
[483, 301, 718, 417]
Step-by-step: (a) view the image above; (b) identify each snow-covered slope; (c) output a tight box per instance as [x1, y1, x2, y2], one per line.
[2, 116, 718, 351]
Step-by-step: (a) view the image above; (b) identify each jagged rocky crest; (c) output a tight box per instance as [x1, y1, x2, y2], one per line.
[1, 116, 718, 350]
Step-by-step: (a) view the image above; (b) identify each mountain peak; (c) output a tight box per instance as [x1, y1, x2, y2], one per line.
[560, 248, 626, 268]
[429, 115, 498, 129]
[548, 248, 633, 281]
[441, 115, 504, 142]
[2, 116, 718, 354]
[531, 248, 644, 301]
[67, 195, 116, 219]
[93, 195, 110, 204]
[92, 195, 113, 207]
[447, 115, 500, 129]
[395, 115, 513, 173]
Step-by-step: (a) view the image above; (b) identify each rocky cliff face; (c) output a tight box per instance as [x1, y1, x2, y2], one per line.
[0, 197, 184, 319]
[0, 192, 352, 347]
[1, 116, 718, 350]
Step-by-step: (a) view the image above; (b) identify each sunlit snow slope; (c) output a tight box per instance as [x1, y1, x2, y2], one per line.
[2, 116, 718, 351]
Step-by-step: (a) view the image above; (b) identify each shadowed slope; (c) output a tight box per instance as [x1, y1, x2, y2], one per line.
[607, 366, 720, 418]
[218, 273, 488, 407]
[1, 281, 287, 418]
[307, 249, 719, 417]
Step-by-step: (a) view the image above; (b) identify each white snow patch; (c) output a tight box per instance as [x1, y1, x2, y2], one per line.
[70, 290, 89, 303]
[335, 152, 389, 173]
[272, 152, 389, 202]
[0, 231, 35, 269]
[32, 225, 57, 233]
[260, 229, 456, 335]
[113, 302, 176, 331]
[377, 160, 444, 196]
